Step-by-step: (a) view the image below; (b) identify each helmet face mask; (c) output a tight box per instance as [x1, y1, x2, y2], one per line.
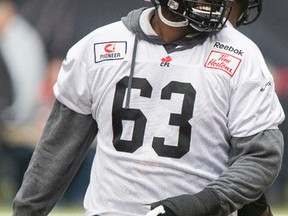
[151, 0, 234, 32]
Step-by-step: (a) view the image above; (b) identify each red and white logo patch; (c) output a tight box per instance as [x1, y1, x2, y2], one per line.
[204, 51, 242, 76]
[94, 41, 127, 63]
[160, 55, 172, 67]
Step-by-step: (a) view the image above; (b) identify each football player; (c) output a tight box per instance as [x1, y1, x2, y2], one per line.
[13, 0, 283, 216]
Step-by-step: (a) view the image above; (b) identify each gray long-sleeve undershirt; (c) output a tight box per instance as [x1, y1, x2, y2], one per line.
[13, 100, 97, 216]
[208, 130, 284, 215]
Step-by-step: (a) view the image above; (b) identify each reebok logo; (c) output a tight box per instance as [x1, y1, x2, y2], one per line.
[214, 42, 244, 56]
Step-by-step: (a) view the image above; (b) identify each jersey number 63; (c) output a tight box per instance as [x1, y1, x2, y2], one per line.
[112, 76, 196, 159]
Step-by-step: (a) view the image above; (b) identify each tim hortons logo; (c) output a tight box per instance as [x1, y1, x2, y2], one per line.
[204, 51, 242, 76]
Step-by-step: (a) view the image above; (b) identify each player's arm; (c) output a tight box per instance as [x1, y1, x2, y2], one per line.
[147, 129, 283, 216]
[12, 99, 98, 216]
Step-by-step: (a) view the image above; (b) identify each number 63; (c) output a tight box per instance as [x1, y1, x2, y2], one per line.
[112, 76, 196, 159]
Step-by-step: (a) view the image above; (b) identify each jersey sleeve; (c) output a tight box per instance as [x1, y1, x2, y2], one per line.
[228, 47, 285, 137]
[53, 49, 92, 115]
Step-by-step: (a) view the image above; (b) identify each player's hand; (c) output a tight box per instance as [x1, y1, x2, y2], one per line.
[145, 205, 165, 216]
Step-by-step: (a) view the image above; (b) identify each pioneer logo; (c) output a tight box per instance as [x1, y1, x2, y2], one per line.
[94, 41, 127, 63]
[214, 42, 244, 56]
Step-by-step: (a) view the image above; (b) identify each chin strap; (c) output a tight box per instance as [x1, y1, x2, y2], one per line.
[157, 5, 189, 28]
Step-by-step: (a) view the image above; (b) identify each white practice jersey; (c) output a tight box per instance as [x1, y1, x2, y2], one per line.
[54, 8, 284, 216]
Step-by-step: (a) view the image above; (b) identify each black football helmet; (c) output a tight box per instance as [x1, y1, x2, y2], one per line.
[149, 0, 234, 32]
[237, 0, 263, 26]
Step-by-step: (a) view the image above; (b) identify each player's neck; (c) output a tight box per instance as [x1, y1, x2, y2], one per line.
[151, 8, 195, 43]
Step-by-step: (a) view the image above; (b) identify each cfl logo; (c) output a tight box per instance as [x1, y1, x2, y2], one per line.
[160, 56, 172, 67]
